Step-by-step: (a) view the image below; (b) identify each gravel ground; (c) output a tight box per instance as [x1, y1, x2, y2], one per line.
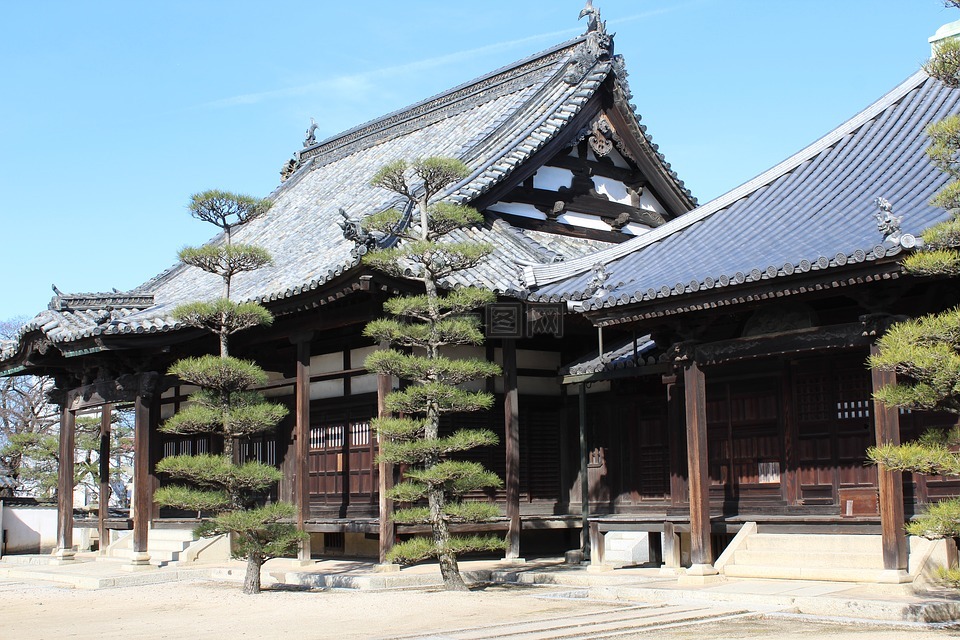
[3, 578, 960, 640]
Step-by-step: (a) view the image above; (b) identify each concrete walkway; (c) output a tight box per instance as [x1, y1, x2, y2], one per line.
[3, 553, 960, 625]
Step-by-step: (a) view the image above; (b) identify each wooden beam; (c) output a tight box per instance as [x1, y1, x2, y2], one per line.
[503, 339, 521, 559]
[870, 344, 907, 571]
[295, 337, 313, 562]
[98, 404, 112, 555]
[377, 368, 395, 564]
[683, 360, 713, 566]
[56, 406, 76, 556]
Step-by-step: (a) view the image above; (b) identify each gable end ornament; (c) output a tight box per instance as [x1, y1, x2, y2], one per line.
[565, 1, 615, 85]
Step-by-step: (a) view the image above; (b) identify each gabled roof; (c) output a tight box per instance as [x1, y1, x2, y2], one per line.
[527, 70, 960, 316]
[1, 21, 689, 368]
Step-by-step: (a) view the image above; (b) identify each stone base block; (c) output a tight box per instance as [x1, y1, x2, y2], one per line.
[373, 563, 401, 573]
[586, 563, 614, 573]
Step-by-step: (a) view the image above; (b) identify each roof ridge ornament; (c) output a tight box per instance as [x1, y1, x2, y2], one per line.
[565, 1, 615, 85]
[874, 197, 918, 249]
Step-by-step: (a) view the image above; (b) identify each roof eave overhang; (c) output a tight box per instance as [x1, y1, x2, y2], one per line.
[583, 259, 907, 328]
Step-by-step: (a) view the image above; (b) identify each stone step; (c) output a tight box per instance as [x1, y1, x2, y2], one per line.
[744, 533, 882, 553]
[723, 563, 890, 582]
[733, 549, 884, 570]
[147, 528, 197, 542]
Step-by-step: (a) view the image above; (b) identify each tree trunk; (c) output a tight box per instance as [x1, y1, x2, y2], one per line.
[430, 486, 468, 591]
[242, 552, 264, 594]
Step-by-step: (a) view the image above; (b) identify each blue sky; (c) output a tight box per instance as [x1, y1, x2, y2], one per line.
[1, 1, 956, 321]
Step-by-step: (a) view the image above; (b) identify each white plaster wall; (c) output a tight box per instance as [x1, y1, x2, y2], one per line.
[556, 211, 612, 231]
[1, 504, 58, 554]
[532, 166, 573, 191]
[486, 202, 547, 220]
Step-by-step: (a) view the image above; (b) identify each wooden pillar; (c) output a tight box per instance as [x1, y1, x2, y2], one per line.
[131, 392, 152, 565]
[870, 344, 908, 572]
[503, 339, 521, 560]
[98, 404, 112, 554]
[683, 360, 714, 570]
[377, 369, 395, 564]
[579, 383, 590, 561]
[296, 337, 313, 562]
[55, 405, 76, 559]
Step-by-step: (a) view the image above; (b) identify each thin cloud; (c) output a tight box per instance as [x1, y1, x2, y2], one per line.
[200, 5, 689, 110]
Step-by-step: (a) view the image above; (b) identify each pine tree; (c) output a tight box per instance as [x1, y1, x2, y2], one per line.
[362, 158, 505, 591]
[154, 190, 303, 595]
[868, 17, 960, 586]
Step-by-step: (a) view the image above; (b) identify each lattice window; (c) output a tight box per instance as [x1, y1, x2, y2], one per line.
[310, 424, 346, 450]
[795, 373, 830, 422]
[836, 370, 871, 420]
[350, 421, 370, 446]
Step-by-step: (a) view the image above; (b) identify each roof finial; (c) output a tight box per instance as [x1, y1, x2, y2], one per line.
[579, 1, 601, 34]
[303, 117, 318, 148]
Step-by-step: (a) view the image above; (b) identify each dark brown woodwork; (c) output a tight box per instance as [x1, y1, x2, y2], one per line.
[546, 154, 646, 185]
[662, 373, 687, 507]
[377, 369, 394, 563]
[503, 339, 521, 559]
[781, 368, 800, 505]
[471, 92, 607, 213]
[683, 360, 712, 566]
[98, 404, 112, 554]
[591, 262, 907, 329]
[295, 337, 312, 561]
[132, 393, 152, 555]
[491, 212, 631, 243]
[66, 372, 160, 411]
[579, 383, 589, 559]
[57, 406, 76, 552]
[870, 344, 908, 571]
[498, 186, 663, 228]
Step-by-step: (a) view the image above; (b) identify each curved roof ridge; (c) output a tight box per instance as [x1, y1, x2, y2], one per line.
[524, 68, 930, 288]
[295, 36, 587, 165]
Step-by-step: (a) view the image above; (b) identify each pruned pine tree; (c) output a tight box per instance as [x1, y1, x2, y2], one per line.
[868, 21, 960, 586]
[154, 190, 303, 595]
[362, 158, 505, 591]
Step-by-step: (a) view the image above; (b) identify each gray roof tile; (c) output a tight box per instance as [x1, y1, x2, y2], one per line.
[529, 71, 959, 310]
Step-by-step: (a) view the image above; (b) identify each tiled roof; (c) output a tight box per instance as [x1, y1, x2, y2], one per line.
[560, 334, 657, 377]
[528, 71, 960, 312]
[1, 30, 684, 365]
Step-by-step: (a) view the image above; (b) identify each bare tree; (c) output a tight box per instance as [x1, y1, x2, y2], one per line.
[0, 319, 60, 496]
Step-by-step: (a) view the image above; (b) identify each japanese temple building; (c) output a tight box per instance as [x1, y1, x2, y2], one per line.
[3, 6, 960, 583]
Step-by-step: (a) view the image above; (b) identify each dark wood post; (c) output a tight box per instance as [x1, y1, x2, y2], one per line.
[55, 405, 76, 560]
[683, 359, 714, 570]
[377, 369, 395, 564]
[295, 337, 312, 562]
[131, 391, 152, 565]
[579, 382, 590, 561]
[98, 404, 112, 554]
[503, 339, 521, 560]
[870, 344, 908, 572]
